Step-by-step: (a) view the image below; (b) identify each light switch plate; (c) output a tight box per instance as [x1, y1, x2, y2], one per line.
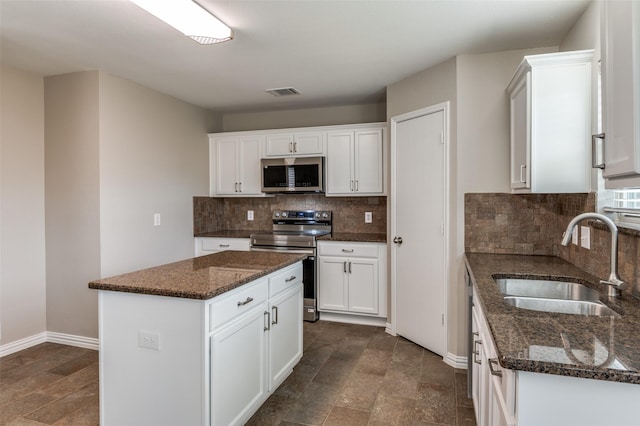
[247, 210, 254, 221]
[580, 226, 590, 249]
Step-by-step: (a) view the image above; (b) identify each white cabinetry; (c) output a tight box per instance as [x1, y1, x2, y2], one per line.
[506, 50, 593, 193]
[209, 135, 264, 196]
[600, 0, 640, 187]
[98, 262, 303, 426]
[471, 288, 516, 426]
[265, 131, 324, 157]
[318, 241, 386, 318]
[195, 237, 250, 257]
[326, 127, 384, 196]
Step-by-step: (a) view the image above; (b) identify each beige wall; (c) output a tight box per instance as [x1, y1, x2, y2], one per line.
[44, 71, 217, 340]
[222, 102, 386, 132]
[0, 64, 47, 345]
[45, 71, 102, 339]
[98, 73, 213, 277]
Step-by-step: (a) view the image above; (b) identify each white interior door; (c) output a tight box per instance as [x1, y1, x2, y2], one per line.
[391, 103, 448, 357]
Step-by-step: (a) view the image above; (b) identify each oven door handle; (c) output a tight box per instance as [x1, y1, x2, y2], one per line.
[250, 247, 315, 255]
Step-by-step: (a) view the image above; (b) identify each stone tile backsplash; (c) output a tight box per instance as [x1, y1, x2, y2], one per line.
[194, 195, 387, 235]
[465, 192, 640, 296]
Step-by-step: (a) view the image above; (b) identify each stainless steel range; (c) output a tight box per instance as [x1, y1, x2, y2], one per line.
[250, 210, 332, 322]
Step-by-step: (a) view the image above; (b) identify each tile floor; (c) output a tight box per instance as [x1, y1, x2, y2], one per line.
[0, 321, 475, 426]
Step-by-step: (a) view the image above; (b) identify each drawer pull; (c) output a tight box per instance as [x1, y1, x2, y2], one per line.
[219, 244, 230, 248]
[473, 339, 482, 364]
[341, 248, 354, 253]
[285, 275, 297, 282]
[237, 297, 254, 307]
[489, 358, 502, 377]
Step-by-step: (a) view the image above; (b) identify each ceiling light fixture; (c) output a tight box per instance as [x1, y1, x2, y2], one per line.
[130, 0, 233, 44]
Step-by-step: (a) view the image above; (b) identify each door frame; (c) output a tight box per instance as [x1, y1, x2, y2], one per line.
[389, 101, 450, 356]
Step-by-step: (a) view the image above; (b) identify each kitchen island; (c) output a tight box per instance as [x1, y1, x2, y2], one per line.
[89, 250, 306, 426]
[465, 253, 640, 426]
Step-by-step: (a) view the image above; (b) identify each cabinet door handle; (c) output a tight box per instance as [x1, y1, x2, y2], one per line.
[238, 182, 242, 192]
[348, 261, 352, 274]
[219, 244, 230, 248]
[343, 261, 347, 273]
[350, 180, 354, 191]
[237, 297, 254, 307]
[519, 164, 526, 183]
[272, 306, 278, 325]
[289, 142, 293, 153]
[592, 133, 605, 169]
[488, 358, 502, 377]
[264, 311, 270, 331]
[355, 180, 359, 191]
[473, 339, 482, 364]
[341, 248, 354, 253]
[293, 141, 297, 152]
[285, 275, 297, 282]
[393, 236, 403, 245]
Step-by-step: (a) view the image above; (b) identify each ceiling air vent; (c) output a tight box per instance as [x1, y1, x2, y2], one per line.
[265, 87, 301, 97]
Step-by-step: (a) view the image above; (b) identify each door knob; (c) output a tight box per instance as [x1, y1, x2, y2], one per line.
[393, 236, 403, 244]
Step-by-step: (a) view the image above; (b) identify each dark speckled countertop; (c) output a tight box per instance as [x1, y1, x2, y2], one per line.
[89, 251, 306, 300]
[465, 253, 640, 384]
[195, 230, 387, 243]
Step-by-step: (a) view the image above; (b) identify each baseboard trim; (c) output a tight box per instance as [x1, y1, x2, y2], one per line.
[445, 352, 468, 369]
[319, 312, 387, 327]
[47, 332, 99, 351]
[385, 322, 395, 336]
[0, 332, 99, 357]
[0, 332, 47, 357]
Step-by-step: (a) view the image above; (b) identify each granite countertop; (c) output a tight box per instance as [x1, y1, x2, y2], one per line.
[195, 230, 387, 244]
[89, 251, 306, 300]
[465, 252, 640, 384]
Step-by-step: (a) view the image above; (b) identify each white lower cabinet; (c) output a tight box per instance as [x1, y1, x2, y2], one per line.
[268, 283, 303, 389]
[318, 241, 386, 317]
[471, 289, 516, 426]
[210, 302, 268, 426]
[195, 237, 250, 257]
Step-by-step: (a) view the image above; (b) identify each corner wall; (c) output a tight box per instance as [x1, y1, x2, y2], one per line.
[0, 64, 47, 345]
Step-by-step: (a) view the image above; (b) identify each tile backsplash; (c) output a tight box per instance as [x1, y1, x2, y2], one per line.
[194, 195, 387, 235]
[465, 192, 640, 296]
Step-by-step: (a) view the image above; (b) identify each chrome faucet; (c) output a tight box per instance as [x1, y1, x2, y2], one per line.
[561, 213, 627, 298]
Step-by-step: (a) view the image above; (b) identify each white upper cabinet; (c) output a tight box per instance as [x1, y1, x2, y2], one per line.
[209, 135, 264, 197]
[264, 131, 324, 157]
[326, 126, 385, 196]
[507, 50, 593, 193]
[600, 0, 640, 187]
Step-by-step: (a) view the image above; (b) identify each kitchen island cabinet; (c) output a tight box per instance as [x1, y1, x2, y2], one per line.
[89, 251, 304, 426]
[465, 253, 640, 426]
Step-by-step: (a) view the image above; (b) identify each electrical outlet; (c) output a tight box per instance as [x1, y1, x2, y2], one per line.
[580, 226, 591, 249]
[138, 331, 160, 350]
[572, 227, 578, 245]
[153, 213, 161, 226]
[247, 210, 254, 221]
[365, 212, 372, 223]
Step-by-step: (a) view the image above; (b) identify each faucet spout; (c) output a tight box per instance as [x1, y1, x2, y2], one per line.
[561, 213, 626, 298]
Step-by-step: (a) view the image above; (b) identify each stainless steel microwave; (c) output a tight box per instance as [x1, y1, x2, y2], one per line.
[261, 156, 325, 193]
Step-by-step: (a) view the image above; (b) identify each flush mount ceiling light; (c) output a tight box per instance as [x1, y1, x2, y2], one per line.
[130, 0, 233, 44]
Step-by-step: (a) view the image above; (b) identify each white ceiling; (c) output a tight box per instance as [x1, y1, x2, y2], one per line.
[0, 0, 591, 113]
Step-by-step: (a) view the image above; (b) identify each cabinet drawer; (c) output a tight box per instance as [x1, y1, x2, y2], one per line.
[318, 242, 381, 258]
[201, 238, 250, 252]
[210, 279, 268, 330]
[269, 263, 303, 297]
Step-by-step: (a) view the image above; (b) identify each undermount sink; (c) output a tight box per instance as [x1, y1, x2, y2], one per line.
[494, 278, 619, 318]
[503, 296, 620, 318]
[495, 278, 600, 302]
